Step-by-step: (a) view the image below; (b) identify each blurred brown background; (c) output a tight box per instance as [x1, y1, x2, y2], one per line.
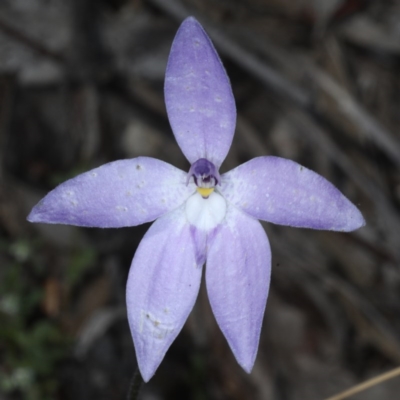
[1, 0, 400, 399]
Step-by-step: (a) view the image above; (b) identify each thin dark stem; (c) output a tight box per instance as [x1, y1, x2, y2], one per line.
[127, 367, 143, 400]
[0, 17, 65, 63]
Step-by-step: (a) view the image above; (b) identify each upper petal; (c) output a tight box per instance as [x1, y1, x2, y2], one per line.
[164, 17, 236, 167]
[220, 156, 365, 231]
[206, 205, 271, 372]
[126, 206, 202, 381]
[28, 157, 195, 227]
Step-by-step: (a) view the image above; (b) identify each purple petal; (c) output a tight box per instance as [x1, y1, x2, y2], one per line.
[206, 206, 271, 372]
[220, 156, 365, 231]
[165, 17, 236, 167]
[126, 206, 202, 381]
[28, 157, 195, 228]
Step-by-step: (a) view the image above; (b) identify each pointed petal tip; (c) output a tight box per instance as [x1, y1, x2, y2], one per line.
[182, 16, 200, 25]
[177, 16, 204, 37]
[138, 362, 156, 383]
[349, 208, 366, 231]
[26, 210, 36, 223]
[230, 343, 257, 375]
[232, 345, 257, 375]
[26, 205, 45, 224]
[333, 200, 365, 232]
[26, 201, 66, 225]
[240, 360, 254, 374]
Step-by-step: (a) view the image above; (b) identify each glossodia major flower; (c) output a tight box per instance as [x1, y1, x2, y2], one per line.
[27, 17, 365, 382]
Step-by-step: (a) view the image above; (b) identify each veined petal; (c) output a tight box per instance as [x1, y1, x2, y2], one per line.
[206, 205, 271, 372]
[220, 156, 365, 231]
[165, 17, 236, 168]
[28, 157, 195, 228]
[126, 206, 202, 381]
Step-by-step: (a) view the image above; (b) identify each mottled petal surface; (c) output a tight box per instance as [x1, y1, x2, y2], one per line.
[220, 156, 365, 231]
[126, 206, 202, 381]
[206, 206, 271, 372]
[165, 17, 236, 167]
[28, 157, 195, 227]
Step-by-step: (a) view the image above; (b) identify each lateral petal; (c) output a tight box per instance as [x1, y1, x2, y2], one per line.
[206, 206, 271, 373]
[126, 206, 202, 381]
[27, 157, 195, 227]
[220, 156, 365, 231]
[165, 17, 236, 167]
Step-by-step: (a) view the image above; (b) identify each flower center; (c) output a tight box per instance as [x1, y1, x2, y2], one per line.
[187, 158, 220, 199]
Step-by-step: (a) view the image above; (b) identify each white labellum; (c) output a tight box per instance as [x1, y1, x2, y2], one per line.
[185, 191, 226, 231]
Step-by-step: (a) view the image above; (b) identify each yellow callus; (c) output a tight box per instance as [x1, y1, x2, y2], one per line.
[196, 187, 214, 198]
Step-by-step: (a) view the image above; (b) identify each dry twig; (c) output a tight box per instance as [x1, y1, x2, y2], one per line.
[324, 366, 400, 400]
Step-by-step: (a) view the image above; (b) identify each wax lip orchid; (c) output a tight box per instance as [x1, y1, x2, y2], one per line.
[27, 17, 365, 381]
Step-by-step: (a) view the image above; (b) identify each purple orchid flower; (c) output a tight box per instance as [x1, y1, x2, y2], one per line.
[27, 17, 365, 381]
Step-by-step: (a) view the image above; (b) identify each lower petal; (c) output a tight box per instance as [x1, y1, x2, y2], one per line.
[126, 206, 202, 381]
[206, 205, 271, 373]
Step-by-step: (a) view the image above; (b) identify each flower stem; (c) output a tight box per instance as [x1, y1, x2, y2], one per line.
[324, 366, 400, 400]
[127, 367, 143, 400]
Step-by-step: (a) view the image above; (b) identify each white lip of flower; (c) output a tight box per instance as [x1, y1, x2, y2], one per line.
[185, 158, 226, 231]
[185, 191, 227, 231]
